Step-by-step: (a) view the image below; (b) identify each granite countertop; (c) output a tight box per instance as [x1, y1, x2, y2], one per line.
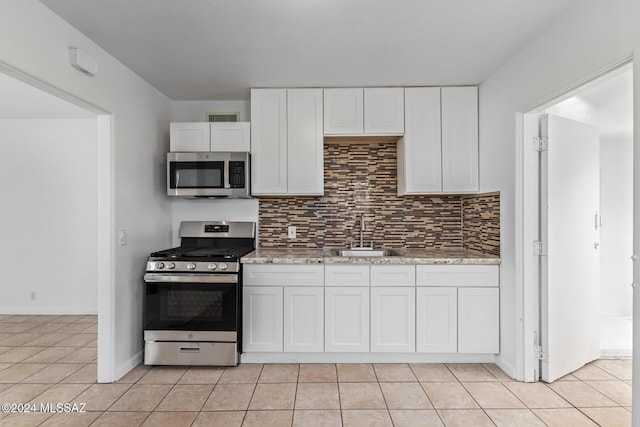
[241, 247, 500, 265]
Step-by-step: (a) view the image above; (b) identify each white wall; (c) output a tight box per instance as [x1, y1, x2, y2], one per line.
[170, 100, 258, 241]
[479, 0, 639, 383]
[0, 1, 172, 381]
[0, 118, 98, 314]
[171, 100, 250, 122]
[600, 138, 633, 317]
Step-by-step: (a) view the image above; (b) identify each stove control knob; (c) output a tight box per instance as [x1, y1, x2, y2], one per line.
[219, 263, 228, 271]
[208, 263, 217, 270]
[167, 262, 175, 270]
[156, 262, 165, 270]
[186, 263, 196, 270]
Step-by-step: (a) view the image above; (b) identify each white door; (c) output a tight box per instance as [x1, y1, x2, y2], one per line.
[325, 287, 369, 352]
[540, 114, 601, 382]
[242, 286, 283, 352]
[370, 287, 415, 352]
[284, 286, 324, 352]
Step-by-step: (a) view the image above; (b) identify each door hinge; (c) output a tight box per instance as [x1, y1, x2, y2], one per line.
[533, 240, 548, 256]
[534, 344, 548, 361]
[533, 136, 549, 152]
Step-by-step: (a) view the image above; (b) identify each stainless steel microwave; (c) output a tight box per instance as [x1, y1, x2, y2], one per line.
[167, 152, 250, 198]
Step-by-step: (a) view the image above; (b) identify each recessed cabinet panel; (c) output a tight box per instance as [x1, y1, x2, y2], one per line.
[370, 287, 415, 352]
[243, 286, 283, 352]
[244, 264, 324, 286]
[284, 287, 324, 352]
[398, 88, 442, 194]
[170, 122, 211, 152]
[323, 88, 364, 135]
[364, 88, 404, 134]
[287, 89, 324, 195]
[441, 86, 479, 192]
[250, 89, 288, 194]
[324, 265, 370, 286]
[370, 265, 415, 286]
[325, 287, 369, 352]
[416, 265, 499, 287]
[210, 122, 250, 152]
[458, 287, 499, 354]
[416, 287, 457, 353]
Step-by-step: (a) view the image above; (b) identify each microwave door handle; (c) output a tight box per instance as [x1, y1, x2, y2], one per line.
[223, 161, 230, 188]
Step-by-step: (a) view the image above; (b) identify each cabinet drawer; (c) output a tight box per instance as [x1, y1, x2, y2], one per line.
[416, 265, 498, 287]
[325, 265, 369, 286]
[370, 265, 415, 286]
[244, 264, 324, 286]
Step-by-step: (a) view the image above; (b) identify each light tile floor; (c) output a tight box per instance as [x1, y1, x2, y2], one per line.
[0, 315, 632, 426]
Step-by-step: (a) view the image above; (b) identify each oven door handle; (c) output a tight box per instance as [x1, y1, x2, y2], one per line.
[143, 273, 238, 284]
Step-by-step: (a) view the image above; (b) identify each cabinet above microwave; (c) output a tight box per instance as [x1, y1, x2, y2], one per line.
[170, 122, 251, 152]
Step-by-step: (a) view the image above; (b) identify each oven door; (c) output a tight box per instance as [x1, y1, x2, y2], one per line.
[143, 273, 238, 333]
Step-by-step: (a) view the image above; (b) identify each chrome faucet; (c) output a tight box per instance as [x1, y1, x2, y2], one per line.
[351, 213, 372, 250]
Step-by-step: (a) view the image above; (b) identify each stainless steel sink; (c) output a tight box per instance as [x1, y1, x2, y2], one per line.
[331, 249, 399, 257]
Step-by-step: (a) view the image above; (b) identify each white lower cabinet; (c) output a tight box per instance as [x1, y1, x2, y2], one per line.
[416, 287, 457, 353]
[243, 286, 283, 352]
[458, 287, 499, 353]
[370, 287, 415, 352]
[284, 287, 324, 352]
[325, 287, 369, 352]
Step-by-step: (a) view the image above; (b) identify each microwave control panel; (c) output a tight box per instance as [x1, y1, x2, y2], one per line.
[229, 161, 246, 188]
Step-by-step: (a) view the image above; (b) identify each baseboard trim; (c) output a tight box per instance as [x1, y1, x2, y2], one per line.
[112, 350, 143, 383]
[0, 307, 97, 315]
[241, 352, 497, 364]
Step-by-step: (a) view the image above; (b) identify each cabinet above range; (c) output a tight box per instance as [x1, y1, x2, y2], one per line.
[170, 121, 251, 152]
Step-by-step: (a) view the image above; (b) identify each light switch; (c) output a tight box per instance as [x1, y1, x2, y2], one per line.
[119, 229, 128, 246]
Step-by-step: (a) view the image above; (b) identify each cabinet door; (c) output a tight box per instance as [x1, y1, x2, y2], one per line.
[210, 122, 250, 152]
[284, 287, 324, 352]
[287, 89, 324, 195]
[416, 287, 457, 353]
[364, 88, 404, 134]
[370, 287, 415, 352]
[170, 122, 211, 152]
[458, 287, 499, 354]
[243, 286, 283, 352]
[370, 265, 415, 286]
[441, 86, 479, 192]
[250, 89, 288, 194]
[323, 88, 364, 135]
[398, 87, 442, 194]
[325, 287, 369, 352]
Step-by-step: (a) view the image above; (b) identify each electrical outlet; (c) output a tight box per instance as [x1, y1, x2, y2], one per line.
[287, 226, 296, 239]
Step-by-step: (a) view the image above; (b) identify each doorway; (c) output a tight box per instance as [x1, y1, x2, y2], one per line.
[0, 64, 115, 382]
[520, 63, 634, 382]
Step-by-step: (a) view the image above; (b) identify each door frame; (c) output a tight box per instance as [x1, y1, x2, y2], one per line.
[516, 57, 634, 382]
[0, 62, 116, 382]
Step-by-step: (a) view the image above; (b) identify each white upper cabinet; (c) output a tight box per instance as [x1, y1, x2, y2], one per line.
[364, 88, 404, 134]
[323, 88, 364, 135]
[170, 122, 250, 152]
[287, 89, 324, 195]
[210, 122, 251, 151]
[251, 88, 323, 195]
[324, 88, 404, 135]
[398, 87, 442, 194]
[398, 86, 479, 194]
[441, 86, 479, 192]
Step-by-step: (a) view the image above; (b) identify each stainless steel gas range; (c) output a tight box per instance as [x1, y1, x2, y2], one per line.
[143, 221, 255, 366]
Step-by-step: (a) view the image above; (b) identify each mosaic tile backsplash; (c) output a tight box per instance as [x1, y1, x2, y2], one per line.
[258, 142, 500, 256]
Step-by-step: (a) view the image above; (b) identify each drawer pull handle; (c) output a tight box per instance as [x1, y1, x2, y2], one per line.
[180, 347, 200, 353]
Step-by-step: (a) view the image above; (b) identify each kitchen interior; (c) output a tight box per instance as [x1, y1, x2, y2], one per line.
[0, 0, 637, 426]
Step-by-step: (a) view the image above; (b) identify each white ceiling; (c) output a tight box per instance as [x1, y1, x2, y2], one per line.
[40, 0, 579, 100]
[546, 66, 633, 141]
[0, 72, 95, 119]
